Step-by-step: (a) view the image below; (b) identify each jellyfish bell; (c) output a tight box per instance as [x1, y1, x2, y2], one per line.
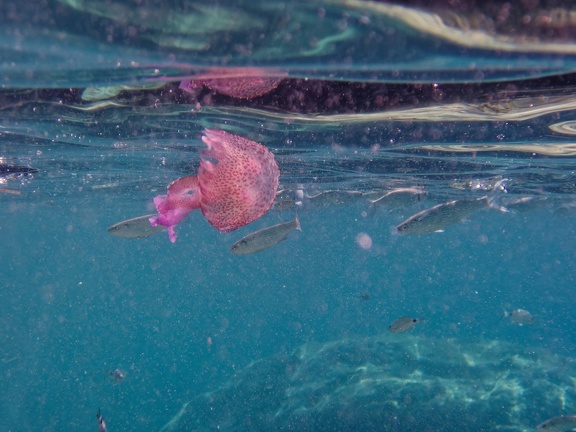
[149, 129, 280, 242]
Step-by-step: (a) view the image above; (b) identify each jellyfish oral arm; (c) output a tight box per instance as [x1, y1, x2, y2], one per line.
[149, 175, 201, 243]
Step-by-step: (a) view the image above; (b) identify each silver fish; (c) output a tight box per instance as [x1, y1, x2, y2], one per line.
[369, 187, 427, 210]
[273, 199, 300, 211]
[388, 316, 420, 333]
[553, 200, 576, 216]
[109, 368, 125, 383]
[536, 415, 576, 431]
[230, 216, 301, 255]
[357, 291, 371, 301]
[305, 190, 363, 206]
[503, 308, 536, 326]
[272, 189, 304, 211]
[395, 196, 491, 235]
[501, 195, 547, 213]
[97, 408, 108, 432]
[108, 214, 165, 238]
[451, 178, 505, 192]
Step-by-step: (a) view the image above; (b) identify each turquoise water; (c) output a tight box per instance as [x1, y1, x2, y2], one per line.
[2, 1, 576, 431]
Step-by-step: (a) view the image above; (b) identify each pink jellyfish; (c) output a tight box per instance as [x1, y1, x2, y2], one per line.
[180, 67, 286, 99]
[149, 129, 280, 242]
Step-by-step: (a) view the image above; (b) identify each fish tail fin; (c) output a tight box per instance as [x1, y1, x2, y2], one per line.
[487, 178, 510, 212]
[366, 201, 379, 218]
[492, 178, 511, 194]
[487, 199, 509, 213]
[294, 215, 302, 231]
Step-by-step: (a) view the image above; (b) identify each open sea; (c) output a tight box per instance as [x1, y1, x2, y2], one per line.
[2, 1, 576, 431]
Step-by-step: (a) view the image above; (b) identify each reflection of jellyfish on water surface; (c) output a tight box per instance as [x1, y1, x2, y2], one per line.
[179, 67, 286, 99]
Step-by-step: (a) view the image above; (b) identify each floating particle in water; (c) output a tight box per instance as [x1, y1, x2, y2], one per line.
[355, 232, 372, 250]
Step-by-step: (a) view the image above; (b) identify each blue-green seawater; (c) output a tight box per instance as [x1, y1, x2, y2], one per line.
[2, 1, 576, 431]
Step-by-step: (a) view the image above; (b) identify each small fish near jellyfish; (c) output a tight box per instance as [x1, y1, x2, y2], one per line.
[149, 129, 280, 242]
[229, 216, 301, 255]
[502, 308, 537, 326]
[536, 414, 576, 431]
[109, 368, 125, 383]
[97, 408, 108, 432]
[388, 316, 421, 333]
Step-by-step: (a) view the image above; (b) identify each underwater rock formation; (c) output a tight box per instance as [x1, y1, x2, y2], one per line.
[161, 335, 576, 432]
